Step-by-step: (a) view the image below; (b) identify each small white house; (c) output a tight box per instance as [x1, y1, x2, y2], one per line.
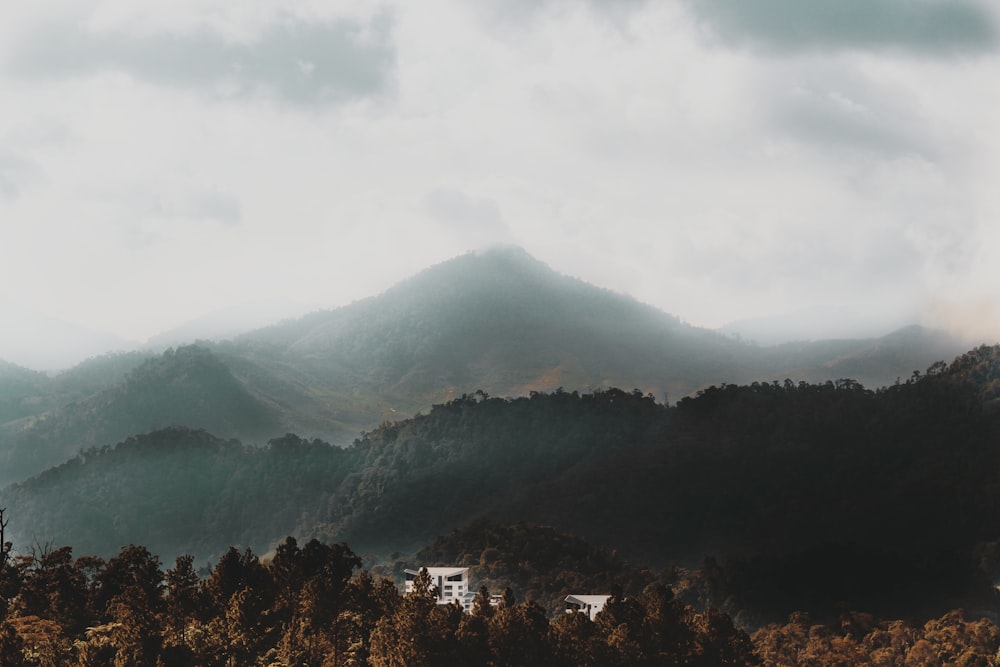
[564, 594, 611, 621]
[404, 567, 473, 612]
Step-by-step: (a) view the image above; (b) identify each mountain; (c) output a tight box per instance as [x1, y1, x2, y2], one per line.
[0, 247, 973, 487]
[0, 359, 53, 424]
[748, 324, 967, 389]
[235, 247, 739, 398]
[5, 347, 1000, 621]
[0, 427, 352, 563]
[0, 346, 282, 485]
[0, 389, 668, 561]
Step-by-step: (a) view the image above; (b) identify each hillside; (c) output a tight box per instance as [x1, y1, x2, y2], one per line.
[0, 247, 972, 487]
[0, 427, 352, 562]
[0, 347, 281, 486]
[0, 389, 669, 561]
[5, 346, 1000, 621]
[0, 359, 53, 424]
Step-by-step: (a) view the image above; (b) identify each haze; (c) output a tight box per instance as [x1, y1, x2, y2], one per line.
[2, 0, 1000, 370]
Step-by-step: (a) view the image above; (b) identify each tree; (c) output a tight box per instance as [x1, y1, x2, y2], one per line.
[0, 619, 26, 667]
[273, 539, 362, 666]
[96, 545, 165, 621]
[369, 568, 450, 667]
[7, 615, 71, 667]
[549, 610, 603, 667]
[10, 545, 89, 635]
[641, 585, 697, 664]
[0, 508, 15, 623]
[163, 555, 201, 647]
[489, 597, 551, 667]
[0, 508, 11, 570]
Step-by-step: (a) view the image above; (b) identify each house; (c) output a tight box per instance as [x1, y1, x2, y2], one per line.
[404, 567, 473, 612]
[564, 594, 611, 621]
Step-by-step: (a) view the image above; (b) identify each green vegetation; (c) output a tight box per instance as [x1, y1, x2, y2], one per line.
[385, 520, 672, 616]
[0, 429, 351, 563]
[0, 247, 968, 487]
[6, 345, 1000, 627]
[0, 517, 761, 666]
[2, 519, 1000, 665]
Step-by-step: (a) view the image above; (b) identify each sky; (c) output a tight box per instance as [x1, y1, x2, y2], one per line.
[2, 0, 999, 368]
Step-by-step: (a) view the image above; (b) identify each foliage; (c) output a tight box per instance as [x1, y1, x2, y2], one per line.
[0, 428, 352, 561]
[0, 248, 969, 488]
[6, 345, 1000, 622]
[406, 519, 670, 615]
[0, 530, 760, 666]
[752, 608, 1000, 666]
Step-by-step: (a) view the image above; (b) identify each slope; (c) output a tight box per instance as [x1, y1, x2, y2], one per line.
[0, 247, 973, 487]
[0, 345, 282, 486]
[3, 347, 1000, 621]
[0, 427, 352, 562]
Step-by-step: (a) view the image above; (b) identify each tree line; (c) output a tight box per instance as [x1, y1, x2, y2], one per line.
[4, 510, 1000, 665]
[0, 532, 756, 666]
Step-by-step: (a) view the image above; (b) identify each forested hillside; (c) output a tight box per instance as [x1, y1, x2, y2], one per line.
[0, 347, 280, 486]
[0, 428, 351, 562]
[0, 525, 765, 666]
[1, 523, 999, 666]
[0, 247, 970, 487]
[0, 389, 668, 562]
[391, 520, 671, 615]
[5, 345, 1000, 624]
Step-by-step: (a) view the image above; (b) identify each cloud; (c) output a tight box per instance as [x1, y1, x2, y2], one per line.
[7, 13, 395, 106]
[153, 189, 243, 227]
[424, 188, 515, 249]
[0, 152, 44, 199]
[767, 77, 934, 158]
[686, 0, 999, 54]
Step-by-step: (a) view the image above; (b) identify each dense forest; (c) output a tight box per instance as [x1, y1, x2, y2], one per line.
[3, 345, 1000, 631]
[3, 518, 1000, 666]
[0, 248, 968, 488]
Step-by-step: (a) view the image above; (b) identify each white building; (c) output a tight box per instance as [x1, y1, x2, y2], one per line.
[564, 594, 612, 621]
[404, 567, 473, 612]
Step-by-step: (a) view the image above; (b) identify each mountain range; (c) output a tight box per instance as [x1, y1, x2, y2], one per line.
[5, 345, 1000, 623]
[0, 247, 972, 488]
[2, 247, 999, 622]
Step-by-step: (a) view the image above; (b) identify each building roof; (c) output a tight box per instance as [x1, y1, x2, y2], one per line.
[565, 594, 612, 606]
[404, 567, 469, 577]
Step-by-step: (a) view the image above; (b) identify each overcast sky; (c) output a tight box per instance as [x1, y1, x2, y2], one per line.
[2, 0, 999, 367]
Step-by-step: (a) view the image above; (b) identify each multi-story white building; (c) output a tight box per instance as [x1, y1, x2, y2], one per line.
[564, 594, 611, 621]
[404, 567, 473, 612]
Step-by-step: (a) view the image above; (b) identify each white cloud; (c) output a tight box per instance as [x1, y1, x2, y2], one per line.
[0, 0, 999, 363]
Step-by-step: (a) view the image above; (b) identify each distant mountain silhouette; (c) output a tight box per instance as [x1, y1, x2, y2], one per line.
[0, 246, 973, 487]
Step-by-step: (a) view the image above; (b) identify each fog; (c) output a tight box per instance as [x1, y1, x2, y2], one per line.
[2, 0, 999, 370]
